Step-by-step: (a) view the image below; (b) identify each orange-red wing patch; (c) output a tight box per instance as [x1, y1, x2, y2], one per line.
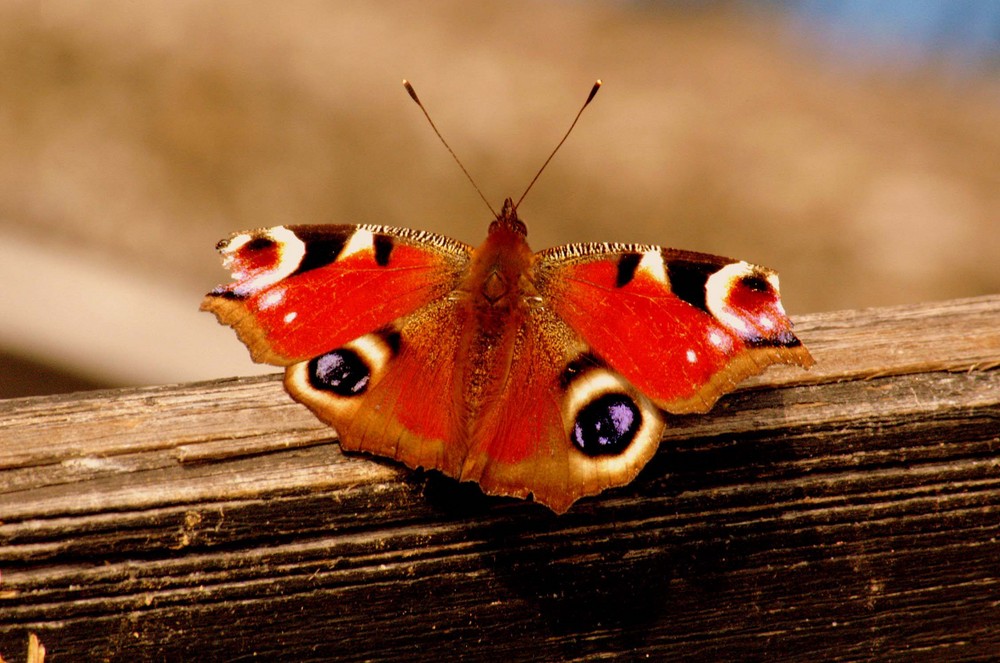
[537, 246, 812, 413]
[202, 225, 471, 364]
[459, 305, 664, 513]
[285, 297, 471, 477]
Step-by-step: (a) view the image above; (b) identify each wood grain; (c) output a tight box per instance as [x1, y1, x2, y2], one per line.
[1, 295, 998, 662]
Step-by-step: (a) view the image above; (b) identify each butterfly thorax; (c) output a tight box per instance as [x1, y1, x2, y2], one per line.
[466, 207, 537, 313]
[451, 203, 541, 420]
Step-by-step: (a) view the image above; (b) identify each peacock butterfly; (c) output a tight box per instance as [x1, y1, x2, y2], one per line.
[201, 81, 814, 513]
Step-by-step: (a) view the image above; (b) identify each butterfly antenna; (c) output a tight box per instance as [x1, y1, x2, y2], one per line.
[403, 79, 497, 217]
[515, 80, 602, 210]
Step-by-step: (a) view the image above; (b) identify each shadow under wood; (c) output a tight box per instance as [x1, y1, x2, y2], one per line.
[416, 420, 817, 658]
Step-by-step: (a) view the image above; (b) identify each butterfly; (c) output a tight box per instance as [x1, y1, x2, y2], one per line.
[202, 82, 814, 513]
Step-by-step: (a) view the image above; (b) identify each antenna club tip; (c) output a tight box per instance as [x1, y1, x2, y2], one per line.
[586, 80, 602, 105]
[402, 79, 420, 103]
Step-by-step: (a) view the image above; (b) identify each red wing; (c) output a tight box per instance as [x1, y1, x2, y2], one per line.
[459, 305, 665, 513]
[201, 224, 472, 364]
[284, 297, 470, 475]
[284, 293, 665, 514]
[535, 243, 814, 413]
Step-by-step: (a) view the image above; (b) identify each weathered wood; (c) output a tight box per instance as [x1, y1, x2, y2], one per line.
[1, 295, 998, 662]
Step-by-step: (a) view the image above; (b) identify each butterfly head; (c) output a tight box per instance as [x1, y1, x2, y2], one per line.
[489, 198, 528, 238]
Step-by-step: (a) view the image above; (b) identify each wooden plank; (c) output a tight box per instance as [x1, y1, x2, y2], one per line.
[1, 295, 998, 662]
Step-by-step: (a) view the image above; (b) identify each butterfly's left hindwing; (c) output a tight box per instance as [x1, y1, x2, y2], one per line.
[201, 225, 472, 364]
[285, 295, 469, 474]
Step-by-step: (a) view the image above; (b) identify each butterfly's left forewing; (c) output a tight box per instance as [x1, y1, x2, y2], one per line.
[201, 224, 473, 364]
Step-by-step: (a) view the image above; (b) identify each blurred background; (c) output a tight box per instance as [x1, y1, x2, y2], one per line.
[1, 0, 997, 397]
